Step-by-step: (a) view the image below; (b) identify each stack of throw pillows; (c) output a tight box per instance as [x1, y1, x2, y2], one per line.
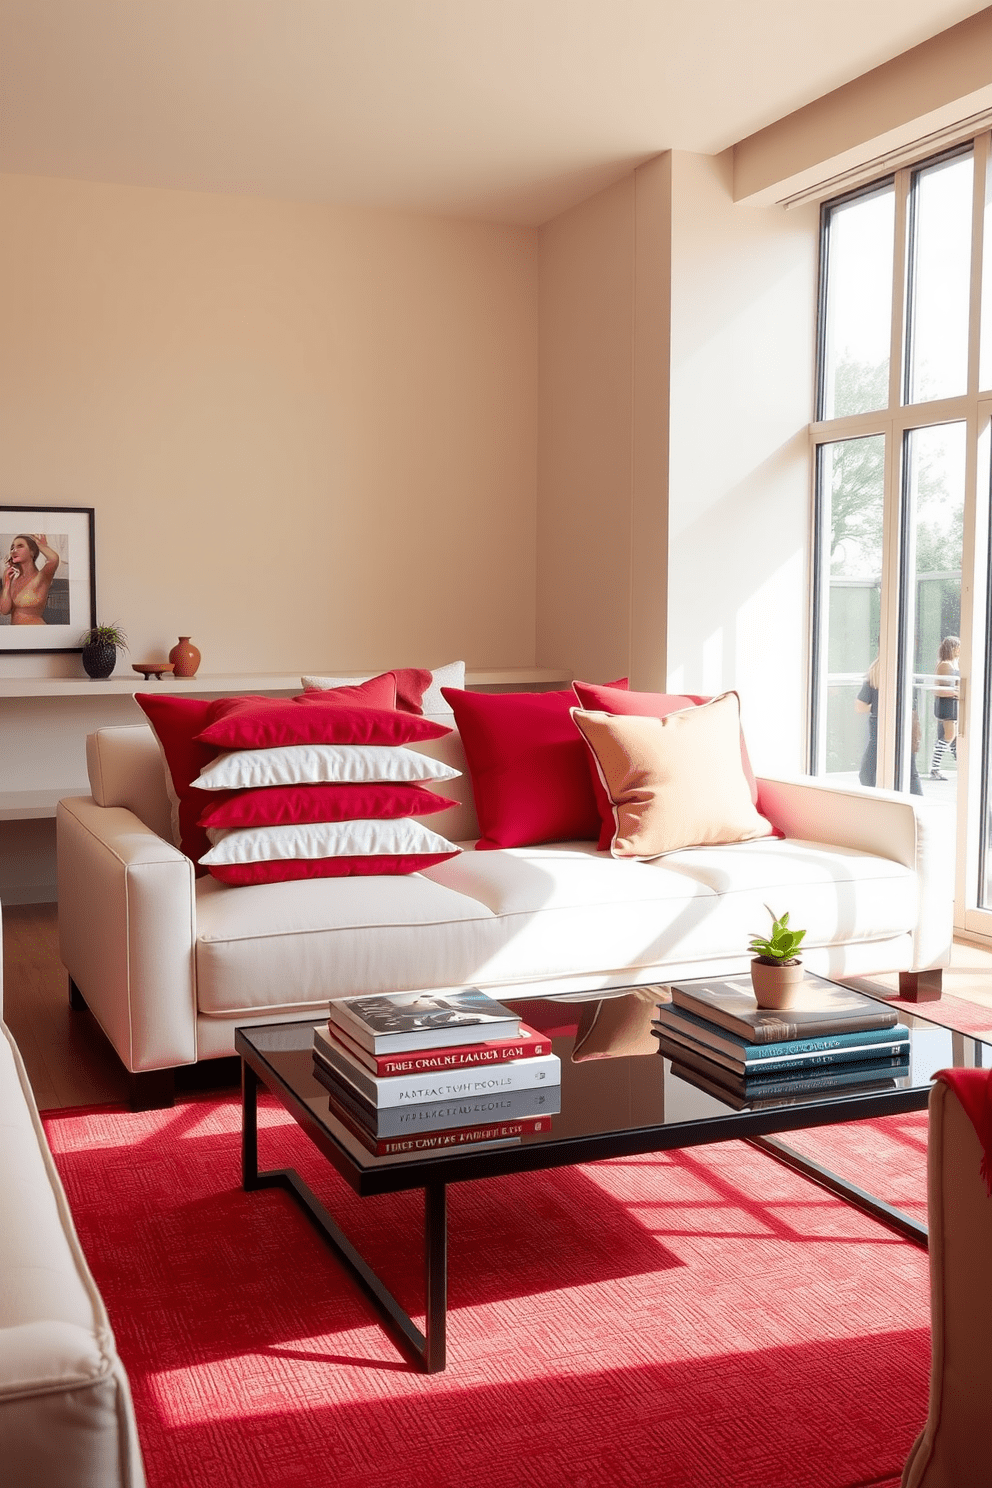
[136, 669, 774, 888]
[136, 668, 463, 885]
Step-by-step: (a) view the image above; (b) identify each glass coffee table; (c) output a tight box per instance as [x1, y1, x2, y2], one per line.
[236, 989, 989, 1374]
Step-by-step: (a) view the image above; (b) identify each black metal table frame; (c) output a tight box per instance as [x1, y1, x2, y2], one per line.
[239, 1048, 930, 1376]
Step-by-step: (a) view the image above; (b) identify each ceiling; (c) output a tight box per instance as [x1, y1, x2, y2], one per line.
[0, 0, 987, 224]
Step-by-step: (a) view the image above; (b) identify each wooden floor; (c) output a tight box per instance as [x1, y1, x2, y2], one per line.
[4, 900, 992, 1110]
[2, 902, 240, 1110]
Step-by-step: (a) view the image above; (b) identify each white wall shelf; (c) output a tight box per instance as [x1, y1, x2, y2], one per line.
[0, 667, 572, 843]
[0, 789, 88, 821]
[0, 667, 567, 700]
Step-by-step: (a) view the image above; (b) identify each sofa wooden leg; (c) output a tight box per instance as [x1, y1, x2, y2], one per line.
[899, 969, 943, 1003]
[68, 977, 88, 1011]
[129, 1069, 176, 1111]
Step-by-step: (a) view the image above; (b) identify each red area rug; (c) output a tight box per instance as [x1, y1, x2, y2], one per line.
[44, 1098, 931, 1488]
[883, 993, 992, 1035]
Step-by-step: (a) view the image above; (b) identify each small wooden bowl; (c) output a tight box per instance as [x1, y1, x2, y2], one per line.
[132, 662, 175, 680]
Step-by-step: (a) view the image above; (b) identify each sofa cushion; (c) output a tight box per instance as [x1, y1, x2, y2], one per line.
[198, 782, 459, 831]
[571, 693, 773, 858]
[192, 836, 917, 1017]
[134, 693, 218, 866]
[302, 663, 462, 715]
[573, 678, 760, 847]
[302, 667, 432, 713]
[197, 693, 451, 750]
[441, 684, 627, 850]
[200, 817, 461, 884]
[193, 742, 461, 791]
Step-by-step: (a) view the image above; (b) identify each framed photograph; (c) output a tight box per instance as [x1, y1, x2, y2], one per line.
[0, 506, 96, 653]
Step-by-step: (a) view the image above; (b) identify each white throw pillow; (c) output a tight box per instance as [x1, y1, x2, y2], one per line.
[421, 661, 465, 713]
[201, 818, 461, 865]
[301, 661, 465, 716]
[193, 744, 461, 791]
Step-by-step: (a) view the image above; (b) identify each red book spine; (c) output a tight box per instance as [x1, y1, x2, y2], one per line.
[326, 1020, 552, 1076]
[345, 1113, 554, 1158]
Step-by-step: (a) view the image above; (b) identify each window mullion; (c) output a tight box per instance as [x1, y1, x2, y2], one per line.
[875, 169, 911, 791]
[888, 167, 910, 411]
[875, 419, 901, 790]
[970, 132, 990, 397]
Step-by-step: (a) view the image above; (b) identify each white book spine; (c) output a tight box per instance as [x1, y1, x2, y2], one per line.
[326, 1050, 561, 1108]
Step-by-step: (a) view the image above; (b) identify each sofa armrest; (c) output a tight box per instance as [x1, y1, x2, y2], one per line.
[57, 798, 197, 1072]
[756, 775, 954, 972]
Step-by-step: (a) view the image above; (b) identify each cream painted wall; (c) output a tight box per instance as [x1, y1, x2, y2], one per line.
[536, 175, 634, 683]
[536, 147, 817, 773]
[667, 150, 818, 776]
[535, 158, 671, 686]
[735, 9, 992, 203]
[0, 174, 539, 678]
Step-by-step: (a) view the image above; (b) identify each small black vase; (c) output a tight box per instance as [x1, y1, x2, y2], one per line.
[81, 642, 117, 679]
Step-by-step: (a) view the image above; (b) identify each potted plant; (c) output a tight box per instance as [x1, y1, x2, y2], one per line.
[748, 907, 807, 1009]
[80, 623, 128, 679]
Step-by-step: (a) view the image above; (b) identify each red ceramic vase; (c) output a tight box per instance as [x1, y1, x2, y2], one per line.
[168, 636, 201, 678]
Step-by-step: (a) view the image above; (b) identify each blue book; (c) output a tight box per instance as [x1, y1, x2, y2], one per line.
[653, 1004, 910, 1076]
[668, 1051, 911, 1110]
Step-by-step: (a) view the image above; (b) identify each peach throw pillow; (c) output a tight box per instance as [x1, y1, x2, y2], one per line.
[570, 691, 773, 859]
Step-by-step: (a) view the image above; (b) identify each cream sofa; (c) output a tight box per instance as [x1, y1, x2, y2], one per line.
[0, 923, 145, 1486]
[57, 716, 954, 1108]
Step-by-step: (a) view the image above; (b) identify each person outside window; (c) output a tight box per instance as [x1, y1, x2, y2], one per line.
[856, 656, 923, 795]
[929, 635, 960, 781]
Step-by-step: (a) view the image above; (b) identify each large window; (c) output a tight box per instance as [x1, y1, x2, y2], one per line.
[810, 134, 992, 934]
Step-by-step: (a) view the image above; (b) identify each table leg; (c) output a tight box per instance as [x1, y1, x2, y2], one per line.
[424, 1184, 447, 1373]
[749, 1134, 928, 1247]
[238, 1063, 449, 1371]
[241, 1060, 260, 1190]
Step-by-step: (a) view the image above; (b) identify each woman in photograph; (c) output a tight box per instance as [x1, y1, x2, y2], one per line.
[1, 533, 60, 625]
[929, 635, 961, 780]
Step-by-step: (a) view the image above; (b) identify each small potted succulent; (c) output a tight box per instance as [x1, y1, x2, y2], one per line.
[80, 623, 128, 679]
[748, 907, 807, 1009]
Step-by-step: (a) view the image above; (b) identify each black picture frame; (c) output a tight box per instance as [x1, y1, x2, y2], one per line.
[0, 506, 97, 653]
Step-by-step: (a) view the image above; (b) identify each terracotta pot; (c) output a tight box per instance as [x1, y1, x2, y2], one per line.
[168, 636, 201, 678]
[750, 957, 806, 1010]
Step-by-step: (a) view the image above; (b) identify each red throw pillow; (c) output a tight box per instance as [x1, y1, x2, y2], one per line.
[441, 682, 628, 850]
[135, 694, 220, 869]
[207, 854, 455, 886]
[391, 668, 433, 714]
[197, 695, 450, 750]
[303, 669, 433, 714]
[197, 782, 458, 831]
[572, 680, 760, 849]
[303, 673, 398, 709]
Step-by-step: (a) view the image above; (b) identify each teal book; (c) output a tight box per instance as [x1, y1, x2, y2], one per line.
[653, 1002, 910, 1073]
[653, 1018, 909, 1077]
[668, 1053, 909, 1111]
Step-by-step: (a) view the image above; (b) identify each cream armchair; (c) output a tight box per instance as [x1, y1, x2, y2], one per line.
[902, 1077, 992, 1487]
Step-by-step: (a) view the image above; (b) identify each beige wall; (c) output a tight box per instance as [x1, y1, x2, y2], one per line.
[536, 175, 634, 683]
[535, 156, 671, 687]
[667, 150, 818, 774]
[735, 8, 992, 203]
[0, 174, 539, 677]
[537, 150, 817, 773]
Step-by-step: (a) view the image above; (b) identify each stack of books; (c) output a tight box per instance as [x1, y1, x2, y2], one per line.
[314, 987, 562, 1156]
[652, 973, 911, 1110]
